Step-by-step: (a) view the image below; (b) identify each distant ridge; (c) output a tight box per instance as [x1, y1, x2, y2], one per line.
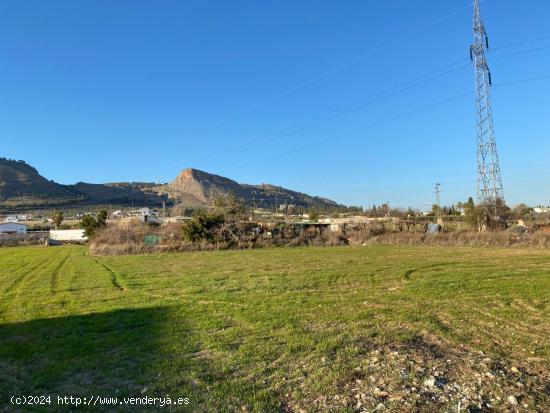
[166, 168, 340, 209]
[0, 158, 342, 209]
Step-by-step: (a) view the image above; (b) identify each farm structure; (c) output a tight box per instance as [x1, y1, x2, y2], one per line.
[0, 222, 27, 234]
[49, 229, 87, 242]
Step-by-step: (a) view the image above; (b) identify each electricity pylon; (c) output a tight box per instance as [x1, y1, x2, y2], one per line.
[470, 0, 505, 221]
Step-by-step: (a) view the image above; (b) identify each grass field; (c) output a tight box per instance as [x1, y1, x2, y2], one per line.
[0, 245, 549, 412]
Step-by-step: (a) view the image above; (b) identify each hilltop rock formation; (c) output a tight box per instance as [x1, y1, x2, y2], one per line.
[166, 168, 340, 209]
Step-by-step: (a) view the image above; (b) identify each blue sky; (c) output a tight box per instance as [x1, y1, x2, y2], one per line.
[1, 0, 549, 209]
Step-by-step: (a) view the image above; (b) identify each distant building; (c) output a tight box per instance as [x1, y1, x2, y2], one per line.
[137, 207, 150, 216]
[111, 210, 123, 218]
[0, 222, 27, 234]
[534, 207, 550, 214]
[163, 216, 192, 223]
[4, 214, 33, 222]
[138, 215, 161, 224]
[50, 229, 87, 242]
[320, 216, 373, 225]
[279, 204, 296, 213]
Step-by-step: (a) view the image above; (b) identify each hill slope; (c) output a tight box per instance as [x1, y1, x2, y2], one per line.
[0, 158, 78, 204]
[70, 182, 167, 206]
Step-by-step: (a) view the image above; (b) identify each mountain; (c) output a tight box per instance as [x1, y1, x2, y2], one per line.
[166, 168, 339, 209]
[0, 158, 79, 204]
[0, 159, 342, 210]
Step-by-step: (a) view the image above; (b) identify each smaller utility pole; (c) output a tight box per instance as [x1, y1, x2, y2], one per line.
[435, 183, 441, 223]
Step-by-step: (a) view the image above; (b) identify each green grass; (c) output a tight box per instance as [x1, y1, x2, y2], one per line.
[0, 245, 549, 412]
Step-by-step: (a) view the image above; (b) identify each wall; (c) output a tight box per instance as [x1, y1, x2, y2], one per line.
[50, 229, 87, 241]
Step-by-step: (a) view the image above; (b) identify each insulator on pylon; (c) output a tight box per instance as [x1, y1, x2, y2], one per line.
[470, 47, 473, 62]
[488, 71, 492, 85]
[485, 35, 489, 49]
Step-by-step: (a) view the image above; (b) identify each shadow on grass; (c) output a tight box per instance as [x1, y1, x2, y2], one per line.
[0, 307, 279, 412]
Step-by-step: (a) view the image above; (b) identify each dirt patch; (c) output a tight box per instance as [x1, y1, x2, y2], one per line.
[291, 335, 549, 412]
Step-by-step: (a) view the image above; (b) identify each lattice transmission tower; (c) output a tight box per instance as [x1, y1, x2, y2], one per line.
[470, 0, 504, 220]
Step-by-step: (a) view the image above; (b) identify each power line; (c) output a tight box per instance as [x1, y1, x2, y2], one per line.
[133, 39, 550, 181]
[185, 62, 471, 168]
[491, 34, 550, 51]
[130, 58, 471, 180]
[206, 1, 473, 128]
[216, 73, 550, 177]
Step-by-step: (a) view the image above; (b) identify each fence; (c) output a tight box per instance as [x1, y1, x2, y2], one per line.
[0, 233, 48, 247]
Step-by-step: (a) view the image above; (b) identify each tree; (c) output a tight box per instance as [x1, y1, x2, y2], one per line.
[182, 194, 250, 244]
[80, 214, 98, 238]
[97, 210, 108, 227]
[495, 198, 511, 222]
[79, 210, 108, 238]
[52, 211, 64, 229]
[212, 193, 245, 216]
[460, 197, 483, 228]
[182, 210, 225, 243]
[308, 210, 320, 222]
[511, 203, 532, 220]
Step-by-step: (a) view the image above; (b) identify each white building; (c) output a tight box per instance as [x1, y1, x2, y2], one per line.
[534, 207, 550, 214]
[320, 216, 389, 225]
[138, 215, 161, 224]
[137, 207, 150, 216]
[111, 210, 123, 218]
[49, 229, 87, 241]
[0, 222, 27, 234]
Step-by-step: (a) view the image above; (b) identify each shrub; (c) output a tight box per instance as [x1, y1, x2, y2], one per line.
[80, 210, 108, 238]
[182, 211, 225, 243]
[80, 214, 98, 238]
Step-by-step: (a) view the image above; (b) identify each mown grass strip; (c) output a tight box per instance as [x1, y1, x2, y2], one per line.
[49, 255, 70, 294]
[89, 256, 128, 291]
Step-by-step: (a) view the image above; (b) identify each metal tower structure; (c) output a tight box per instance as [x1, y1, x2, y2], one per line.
[470, 0, 504, 220]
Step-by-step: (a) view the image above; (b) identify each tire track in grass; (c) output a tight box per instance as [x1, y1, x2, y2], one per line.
[90, 256, 127, 291]
[402, 261, 461, 280]
[1, 253, 47, 290]
[0, 249, 65, 316]
[50, 255, 70, 294]
[460, 308, 549, 352]
[4, 250, 61, 293]
[0, 250, 34, 271]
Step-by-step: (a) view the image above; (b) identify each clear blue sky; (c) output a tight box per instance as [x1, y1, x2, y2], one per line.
[1, 0, 549, 209]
